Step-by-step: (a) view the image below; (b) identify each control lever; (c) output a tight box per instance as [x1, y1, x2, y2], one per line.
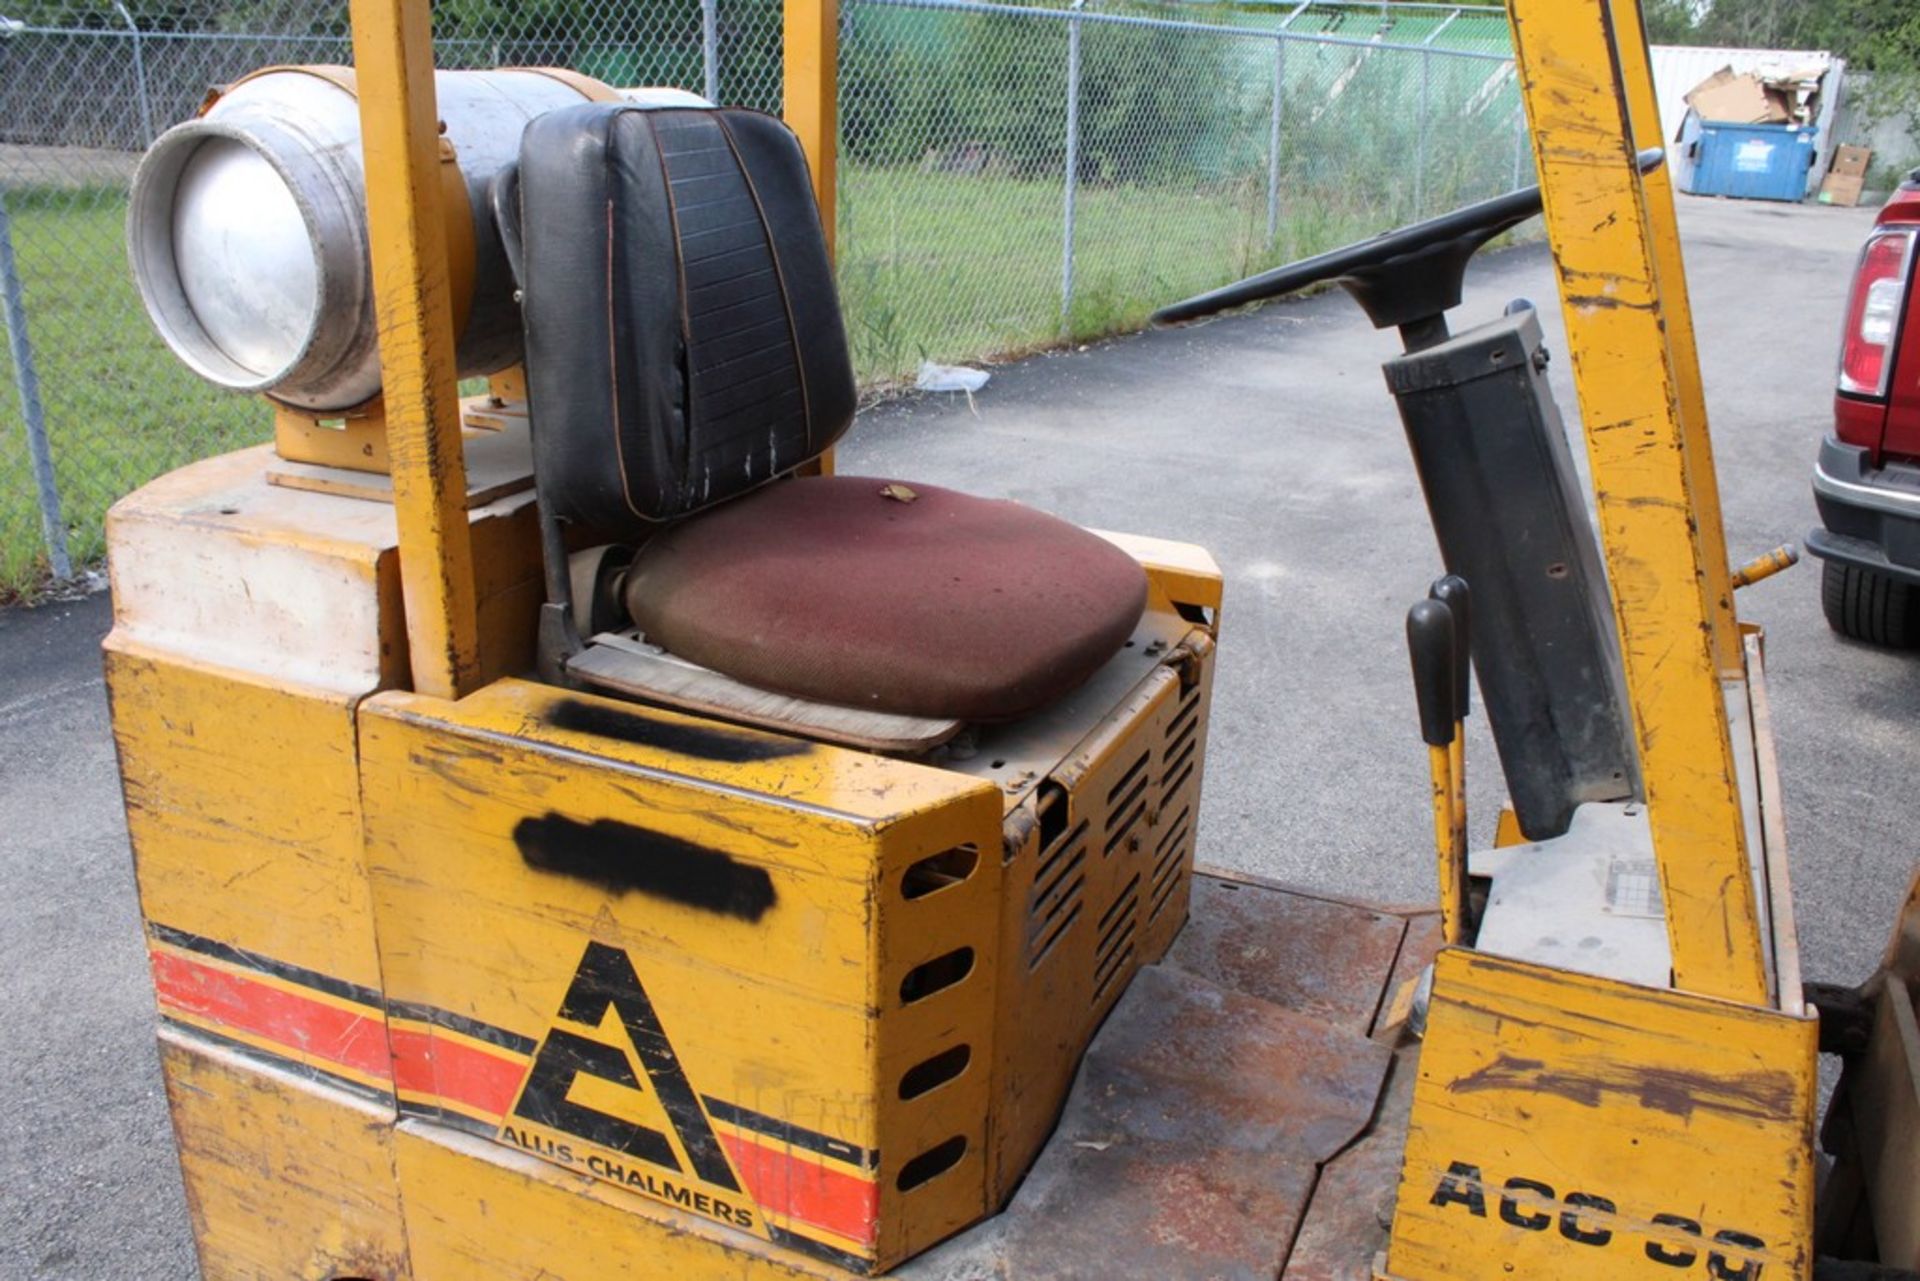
[1429, 574, 1472, 923]
[1407, 597, 1468, 945]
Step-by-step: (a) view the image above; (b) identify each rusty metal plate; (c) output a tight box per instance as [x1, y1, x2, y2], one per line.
[902, 964, 1393, 1281]
[1165, 873, 1409, 1033]
[1282, 1050, 1419, 1281]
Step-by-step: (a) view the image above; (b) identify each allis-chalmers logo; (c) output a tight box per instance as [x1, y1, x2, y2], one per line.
[498, 940, 757, 1232]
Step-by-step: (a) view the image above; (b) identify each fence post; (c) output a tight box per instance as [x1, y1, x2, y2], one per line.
[1413, 11, 1461, 223]
[1268, 1, 1309, 247]
[1061, 6, 1082, 330]
[1414, 48, 1430, 219]
[1267, 36, 1284, 245]
[701, 0, 720, 104]
[0, 187, 73, 581]
[113, 1, 155, 146]
[1511, 103, 1526, 189]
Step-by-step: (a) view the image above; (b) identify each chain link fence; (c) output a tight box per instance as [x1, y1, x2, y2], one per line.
[0, 0, 1526, 597]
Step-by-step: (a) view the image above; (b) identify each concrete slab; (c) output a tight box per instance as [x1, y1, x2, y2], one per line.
[0, 192, 1908, 1277]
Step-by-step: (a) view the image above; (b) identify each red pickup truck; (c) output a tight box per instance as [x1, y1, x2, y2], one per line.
[1809, 171, 1920, 646]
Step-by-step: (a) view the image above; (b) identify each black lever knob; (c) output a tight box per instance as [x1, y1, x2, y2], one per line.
[1408, 598, 1457, 749]
[1429, 575, 1472, 720]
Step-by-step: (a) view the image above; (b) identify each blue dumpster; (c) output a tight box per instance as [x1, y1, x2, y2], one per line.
[1685, 120, 1817, 202]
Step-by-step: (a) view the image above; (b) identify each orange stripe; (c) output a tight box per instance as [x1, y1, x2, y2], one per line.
[390, 1025, 527, 1120]
[150, 945, 875, 1252]
[150, 949, 394, 1082]
[718, 1132, 880, 1247]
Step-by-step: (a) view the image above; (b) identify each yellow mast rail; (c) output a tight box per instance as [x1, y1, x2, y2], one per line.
[348, 0, 482, 700]
[1608, 0, 1743, 680]
[1507, 1, 1769, 1005]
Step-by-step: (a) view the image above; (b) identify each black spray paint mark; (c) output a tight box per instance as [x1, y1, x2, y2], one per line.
[514, 813, 777, 922]
[545, 698, 806, 763]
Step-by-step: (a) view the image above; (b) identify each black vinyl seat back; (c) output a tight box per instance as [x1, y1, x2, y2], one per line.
[494, 103, 856, 531]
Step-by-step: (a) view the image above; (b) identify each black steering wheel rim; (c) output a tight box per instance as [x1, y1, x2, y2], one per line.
[1151, 148, 1665, 332]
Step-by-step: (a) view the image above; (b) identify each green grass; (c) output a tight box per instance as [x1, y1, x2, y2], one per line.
[0, 167, 1410, 597]
[837, 166, 1389, 382]
[0, 188, 268, 597]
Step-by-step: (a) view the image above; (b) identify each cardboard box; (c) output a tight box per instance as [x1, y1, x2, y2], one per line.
[1831, 144, 1873, 178]
[1821, 172, 1865, 208]
[1685, 67, 1792, 125]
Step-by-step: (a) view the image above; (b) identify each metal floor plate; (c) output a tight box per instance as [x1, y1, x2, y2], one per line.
[901, 875, 1428, 1280]
[1166, 874, 1409, 1034]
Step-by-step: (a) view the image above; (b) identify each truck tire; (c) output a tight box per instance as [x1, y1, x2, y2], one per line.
[1822, 560, 1920, 647]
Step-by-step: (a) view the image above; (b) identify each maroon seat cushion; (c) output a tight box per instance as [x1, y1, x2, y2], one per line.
[621, 475, 1149, 722]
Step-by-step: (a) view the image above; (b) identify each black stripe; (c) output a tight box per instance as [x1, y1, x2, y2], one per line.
[399, 1099, 501, 1140]
[387, 1000, 539, 1056]
[162, 1016, 394, 1106]
[701, 1096, 877, 1171]
[148, 922, 384, 1009]
[767, 1225, 874, 1274]
[151, 921, 541, 1056]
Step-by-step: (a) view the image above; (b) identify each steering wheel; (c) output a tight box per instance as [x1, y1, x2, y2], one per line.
[1152, 148, 1665, 344]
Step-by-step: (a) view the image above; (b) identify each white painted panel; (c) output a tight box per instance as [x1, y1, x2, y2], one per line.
[105, 447, 400, 696]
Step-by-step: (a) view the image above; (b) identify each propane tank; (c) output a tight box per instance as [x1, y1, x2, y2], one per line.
[127, 67, 704, 412]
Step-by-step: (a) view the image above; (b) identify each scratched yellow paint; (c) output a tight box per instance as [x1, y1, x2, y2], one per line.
[160, 1030, 413, 1281]
[105, 642, 388, 994]
[1604, 0, 1741, 679]
[395, 1121, 848, 1279]
[359, 680, 1007, 1269]
[1506, 0, 1769, 1006]
[1384, 949, 1818, 1281]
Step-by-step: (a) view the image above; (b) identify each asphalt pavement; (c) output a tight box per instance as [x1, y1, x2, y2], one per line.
[1, 192, 1904, 1278]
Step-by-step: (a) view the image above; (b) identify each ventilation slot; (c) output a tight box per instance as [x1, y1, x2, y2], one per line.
[1161, 737, 1198, 790]
[1105, 751, 1150, 808]
[1097, 873, 1140, 934]
[897, 1136, 968, 1191]
[1103, 789, 1150, 860]
[1029, 900, 1082, 970]
[1148, 809, 1192, 923]
[1035, 818, 1088, 883]
[901, 947, 974, 1004]
[1091, 879, 1140, 1004]
[1163, 751, 1198, 802]
[1165, 695, 1200, 758]
[1150, 808, 1190, 892]
[898, 1044, 971, 1100]
[1028, 820, 1088, 969]
[902, 845, 979, 900]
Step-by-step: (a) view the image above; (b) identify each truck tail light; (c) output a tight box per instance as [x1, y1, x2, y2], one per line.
[1840, 227, 1917, 398]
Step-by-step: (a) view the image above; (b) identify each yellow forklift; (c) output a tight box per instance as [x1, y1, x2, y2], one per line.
[100, 0, 1920, 1275]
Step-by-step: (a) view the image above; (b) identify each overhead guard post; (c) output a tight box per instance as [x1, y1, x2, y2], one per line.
[783, 0, 837, 475]
[348, 0, 482, 700]
[783, 0, 837, 257]
[1507, 0, 1769, 1005]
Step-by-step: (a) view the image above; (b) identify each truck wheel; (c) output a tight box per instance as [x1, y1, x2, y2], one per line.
[1822, 560, 1920, 647]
